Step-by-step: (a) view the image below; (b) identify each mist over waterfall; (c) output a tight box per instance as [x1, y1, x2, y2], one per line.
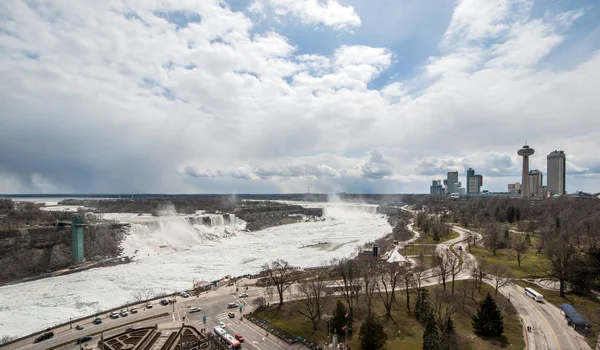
[102, 211, 246, 259]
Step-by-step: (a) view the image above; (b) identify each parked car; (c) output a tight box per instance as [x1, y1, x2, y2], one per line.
[189, 307, 201, 313]
[146, 302, 153, 309]
[130, 307, 138, 314]
[235, 334, 245, 342]
[120, 309, 129, 317]
[457, 245, 463, 251]
[75, 325, 84, 330]
[239, 292, 248, 298]
[228, 312, 235, 318]
[77, 335, 92, 344]
[109, 312, 119, 319]
[180, 291, 189, 298]
[227, 303, 238, 309]
[93, 317, 102, 325]
[160, 299, 169, 306]
[34, 332, 54, 343]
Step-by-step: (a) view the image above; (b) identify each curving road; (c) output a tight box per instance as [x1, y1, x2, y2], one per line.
[451, 226, 590, 350]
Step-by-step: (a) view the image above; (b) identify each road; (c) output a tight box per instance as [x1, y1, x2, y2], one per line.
[451, 226, 591, 350]
[5, 282, 299, 350]
[7, 210, 591, 350]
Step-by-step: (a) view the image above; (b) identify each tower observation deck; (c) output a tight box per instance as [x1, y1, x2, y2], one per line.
[518, 144, 535, 199]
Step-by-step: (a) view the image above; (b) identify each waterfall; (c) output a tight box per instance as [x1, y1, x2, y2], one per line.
[118, 213, 246, 258]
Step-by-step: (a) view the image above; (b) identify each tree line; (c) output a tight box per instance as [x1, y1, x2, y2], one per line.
[418, 196, 600, 297]
[257, 254, 508, 349]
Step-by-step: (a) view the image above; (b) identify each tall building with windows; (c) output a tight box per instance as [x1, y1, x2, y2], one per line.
[430, 180, 444, 196]
[527, 170, 543, 197]
[445, 171, 461, 195]
[547, 150, 566, 196]
[466, 168, 483, 195]
[508, 182, 521, 196]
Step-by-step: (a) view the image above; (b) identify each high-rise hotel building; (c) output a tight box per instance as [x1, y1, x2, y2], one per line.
[547, 150, 566, 196]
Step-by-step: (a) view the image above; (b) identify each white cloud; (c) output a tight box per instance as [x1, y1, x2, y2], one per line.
[181, 151, 395, 181]
[0, 0, 599, 194]
[249, 0, 361, 30]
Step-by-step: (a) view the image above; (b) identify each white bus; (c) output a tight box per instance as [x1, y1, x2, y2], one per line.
[524, 287, 544, 302]
[213, 326, 241, 349]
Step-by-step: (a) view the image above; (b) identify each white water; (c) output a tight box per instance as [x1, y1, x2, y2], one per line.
[0, 202, 390, 338]
[102, 212, 247, 259]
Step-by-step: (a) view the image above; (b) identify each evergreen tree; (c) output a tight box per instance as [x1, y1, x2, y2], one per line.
[415, 288, 431, 325]
[471, 293, 504, 337]
[330, 300, 348, 336]
[422, 314, 440, 350]
[440, 318, 459, 350]
[359, 315, 388, 350]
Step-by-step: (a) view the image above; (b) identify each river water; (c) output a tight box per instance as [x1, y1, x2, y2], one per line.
[0, 201, 390, 338]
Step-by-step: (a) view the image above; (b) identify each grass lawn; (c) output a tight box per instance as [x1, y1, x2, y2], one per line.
[415, 229, 461, 245]
[469, 245, 549, 279]
[407, 255, 439, 271]
[401, 244, 438, 257]
[253, 281, 524, 349]
[516, 280, 600, 348]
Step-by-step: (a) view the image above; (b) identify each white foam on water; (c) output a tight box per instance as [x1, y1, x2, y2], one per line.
[0, 201, 390, 338]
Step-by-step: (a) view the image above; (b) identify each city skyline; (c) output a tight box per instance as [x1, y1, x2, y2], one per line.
[428, 145, 577, 196]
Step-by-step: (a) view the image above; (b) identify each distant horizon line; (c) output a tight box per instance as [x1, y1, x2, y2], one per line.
[0, 193, 426, 197]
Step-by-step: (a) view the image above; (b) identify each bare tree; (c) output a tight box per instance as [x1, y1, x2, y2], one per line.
[512, 236, 529, 268]
[0, 335, 16, 345]
[538, 236, 573, 297]
[133, 288, 155, 302]
[253, 296, 267, 309]
[484, 223, 501, 256]
[297, 271, 330, 331]
[261, 259, 297, 308]
[449, 250, 464, 295]
[413, 264, 426, 291]
[471, 257, 488, 295]
[485, 264, 514, 298]
[400, 267, 415, 313]
[377, 262, 401, 319]
[332, 258, 362, 321]
[435, 251, 454, 291]
[430, 287, 459, 332]
[360, 259, 378, 317]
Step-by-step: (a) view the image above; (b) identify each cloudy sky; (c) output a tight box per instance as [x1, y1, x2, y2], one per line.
[1, 0, 599, 194]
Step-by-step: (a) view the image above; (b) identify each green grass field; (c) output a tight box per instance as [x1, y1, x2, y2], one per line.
[469, 245, 549, 279]
[401, 244, 437, 257]
[412, 229, 460, 245]
[253, 281, 524, 349]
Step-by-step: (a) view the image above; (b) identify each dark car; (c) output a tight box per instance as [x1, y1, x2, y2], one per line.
[77, 335, 92, 344]
[34, 332, 54, 343]
[76, 324, 84, 330]
[160, 299, 169, 305]
[92, 317, 102, 325]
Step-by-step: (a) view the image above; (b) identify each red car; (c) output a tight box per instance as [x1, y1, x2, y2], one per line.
[235, 334, 245, 342]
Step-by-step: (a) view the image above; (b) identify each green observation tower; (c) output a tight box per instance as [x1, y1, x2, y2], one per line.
[71, 216, 85, 263]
